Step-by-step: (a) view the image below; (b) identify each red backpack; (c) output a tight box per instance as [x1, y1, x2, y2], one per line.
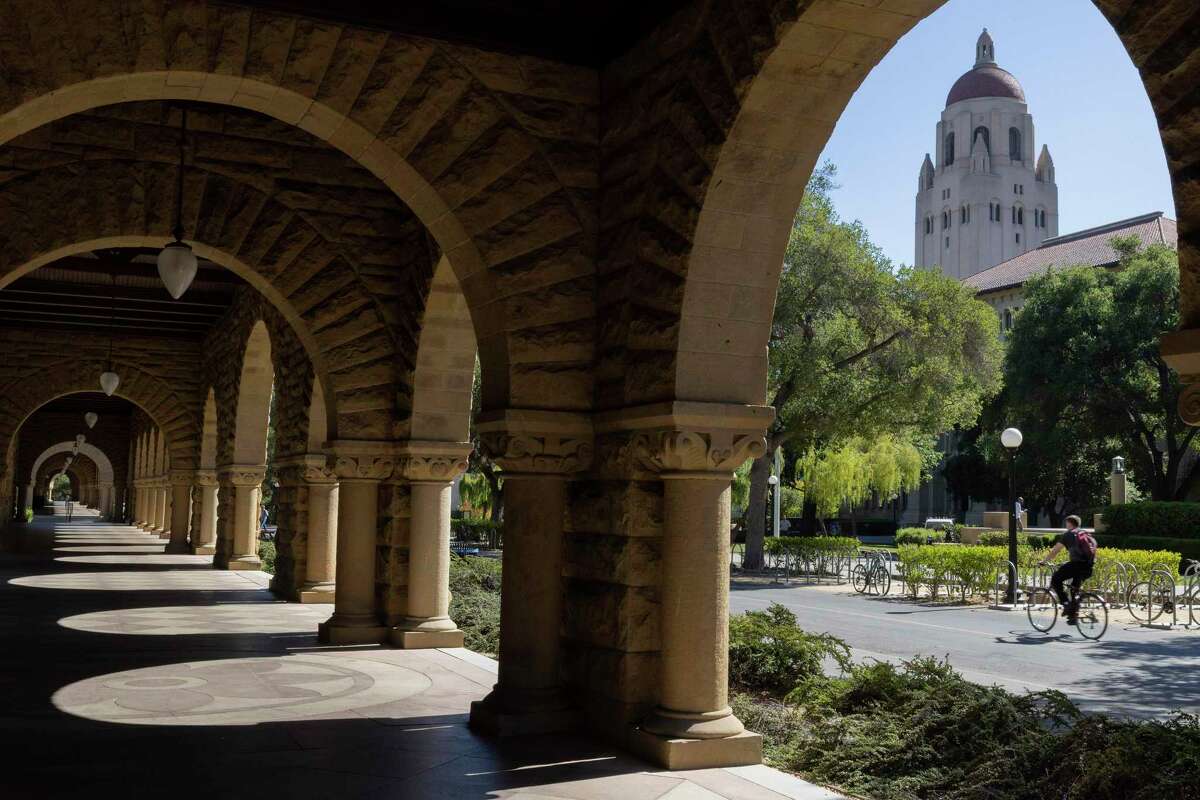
[1075, 529, 1098, 559]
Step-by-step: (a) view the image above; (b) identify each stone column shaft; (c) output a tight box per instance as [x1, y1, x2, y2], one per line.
[468, 413, 592, 737]
[192, 472, 218, 555]
[318, 445, 392, 645]
[300, 480, 338, 602]
[156, 485, 171, 539]
[392, 443, 471, 649]
[165, 473, 193, 554]
[215, 467, 264, 570]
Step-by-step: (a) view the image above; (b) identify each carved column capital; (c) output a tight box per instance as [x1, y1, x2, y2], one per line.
[193, 470, 218, 487]
[326, 440, 395, 482]
[274, 454, 336, 485]
[169, 470, 195, 488]
[1161, 330, 1200, 426]
[217, 465, 267, 487]
[476, 411, 593, 475]
[596, 401, 774, 477]
[395, 441, 473, 483]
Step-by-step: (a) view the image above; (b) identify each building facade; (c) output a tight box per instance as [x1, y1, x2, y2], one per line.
[914, 29, 1058, 281]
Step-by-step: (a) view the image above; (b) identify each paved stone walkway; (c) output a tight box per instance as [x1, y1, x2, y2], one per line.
[0, 510, 840, 799]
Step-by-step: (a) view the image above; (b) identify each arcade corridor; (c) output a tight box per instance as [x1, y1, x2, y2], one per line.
[0, 507, 831, 799]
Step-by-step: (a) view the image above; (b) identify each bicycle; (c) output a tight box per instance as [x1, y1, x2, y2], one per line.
[851, 551, 892, 596]
[1026, 565, 1108, 640]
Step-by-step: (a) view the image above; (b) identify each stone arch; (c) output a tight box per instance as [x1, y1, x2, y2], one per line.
[407, 255, 477, 442]
[0, 3, 607, 412]
[228, 322, 274, 467]
[0, 362, 200, 476]
[604, 0, 1200, 407]
[30, 442, 114, 485]
[37, 453, 95, 495]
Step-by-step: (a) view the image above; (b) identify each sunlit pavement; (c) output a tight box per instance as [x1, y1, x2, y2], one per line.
[0, 509, 841, 800]
[731, 577, 1200, 718]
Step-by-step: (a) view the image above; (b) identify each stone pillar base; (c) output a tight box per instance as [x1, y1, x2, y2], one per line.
[628, 728, 762, 770]
[390, 628, 464, 649]
[317, 620, 387, 645]
[225, 556, 262, 570]
[191, 544, 216, 556]
[164, 542, 192, 554]
[298, 585, 336, 604]
[468, 696, 577, 737]
[157, 530, 170, 540]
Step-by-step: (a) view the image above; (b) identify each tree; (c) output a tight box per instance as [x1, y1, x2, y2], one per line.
[1003, 238, 1194, 502]
[465, 358, 503, 521]
[742, 163, 1002, 568]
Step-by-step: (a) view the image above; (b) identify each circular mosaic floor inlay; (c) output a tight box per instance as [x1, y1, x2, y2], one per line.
[59, 603, 328, 635]
[53, 655, 432, 725]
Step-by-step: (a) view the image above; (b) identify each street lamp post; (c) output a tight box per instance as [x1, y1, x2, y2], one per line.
[767, 473, 780, 538]
[1001, 427, 1023, 604]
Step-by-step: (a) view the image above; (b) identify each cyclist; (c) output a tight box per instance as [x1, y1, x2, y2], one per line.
[1040, 515, 1097, 625]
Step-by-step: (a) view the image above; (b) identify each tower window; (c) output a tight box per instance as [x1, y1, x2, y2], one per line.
[1012, 206, 1016, 224]
[972, 125, 990, 155]
[945, 236, 950, 249]
[944, 131, 955, 166]
[1009, 127, 1022, 161]
[1017, 207, 1024, 225]
[1016, 232, 1021, 244]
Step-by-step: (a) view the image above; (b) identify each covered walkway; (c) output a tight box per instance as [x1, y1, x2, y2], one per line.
[0, 508, 834, 799]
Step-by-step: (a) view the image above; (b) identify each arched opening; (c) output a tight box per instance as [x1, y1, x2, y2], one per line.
[943, 131, 955, 165]
[214, 321, 274, 571]
[1009, 126, 1023, 161]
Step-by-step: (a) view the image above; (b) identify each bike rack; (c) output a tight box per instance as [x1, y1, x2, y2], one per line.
[989, 559, 1020, 609]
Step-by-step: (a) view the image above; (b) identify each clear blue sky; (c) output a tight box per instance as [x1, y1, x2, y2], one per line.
[817, 0, 1175, 268]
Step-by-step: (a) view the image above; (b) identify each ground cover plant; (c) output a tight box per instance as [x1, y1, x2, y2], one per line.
[729, 603, 1200, 800]
[448, 554, 501, 656]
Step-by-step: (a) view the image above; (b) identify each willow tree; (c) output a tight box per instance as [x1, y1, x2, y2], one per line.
[795, 434, 924, 521]
[742, 164, 1002, 569]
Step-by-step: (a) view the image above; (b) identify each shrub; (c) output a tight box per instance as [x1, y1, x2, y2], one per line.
[763, 536, 858, 576]
[257, 539, 277, 574]
[729, 604, 850, 696]
[1101, 501, 1200, 539]
[896, 527, 937, 545]
[978, 530, 1057, 549]
[22, 508, 33, 523]
[448, 554, 502, 656]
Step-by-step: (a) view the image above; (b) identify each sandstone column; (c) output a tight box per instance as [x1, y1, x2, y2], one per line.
[469, 411, 592, 736]
[393, 442, 472, 648]
[98, 483, 113, 519]
[148, 483, 163, 534]
[23, 484, 33, 513]
[318, 443, 392, 645]
[156, 482, 171, 539]
[191, 471, 218, 555]
[215, 467, 264, 570]
[300, 462, 338, 603]
[165, 471, 194, 554]
[625, 407, 770, 769]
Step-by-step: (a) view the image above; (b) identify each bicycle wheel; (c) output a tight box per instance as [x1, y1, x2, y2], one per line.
[1026, 587, 1058, 633]
[851, 564, 868, 593]
[1127, 580, 1167, 623]
[1074, 592, 1108, 640]
[872, 565, 891, 596]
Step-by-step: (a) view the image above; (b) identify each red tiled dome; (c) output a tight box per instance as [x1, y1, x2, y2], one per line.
[946, 65, 1025, 106]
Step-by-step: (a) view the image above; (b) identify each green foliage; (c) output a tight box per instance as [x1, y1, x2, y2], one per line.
[729, 604, 851, 696]
[730, 608, 1200, 800]
[448, 555, 502, 656]
[795, 434, 924, 517]
[459, 471, 497, 518]
[257, 539, 276, 575]
[452, 517, 501, 546]
[732, 460, 751, 515]
[779, 485, 805, 518]
[22, 508, 33, 523]
[1101, 501, 1200, 539]
[978, 530, 1057, 549]
[764, 536, 859, 558]
[1003, 242, 1195, 503]
[1100, 536, 1200, 571]
[895, 543, 1182, 598]
[896, 527, 938, 545]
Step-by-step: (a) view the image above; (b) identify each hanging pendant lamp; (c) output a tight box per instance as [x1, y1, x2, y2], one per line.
[100, 268, 120, 396]
[157, 106, 198, 300]
[84, 412, 98, 429]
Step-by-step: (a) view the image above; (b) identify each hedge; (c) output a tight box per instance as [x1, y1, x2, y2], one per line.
[978, 530, 1057, 549]
[895, 544, 1183, 599]
[896, 527, 938, 545]
[452, 517, 501, 547]
[1100, 501, 1200, 539]
[1100, 535, 1200, 572]
[764, 536, 859, 558]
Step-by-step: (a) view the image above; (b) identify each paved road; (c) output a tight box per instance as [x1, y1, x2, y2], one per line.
[730, 579, 1200, 718]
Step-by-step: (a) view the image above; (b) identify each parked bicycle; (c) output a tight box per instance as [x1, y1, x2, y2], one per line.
[851, 551, 892, 596]
[1026, 563, 1108, 640]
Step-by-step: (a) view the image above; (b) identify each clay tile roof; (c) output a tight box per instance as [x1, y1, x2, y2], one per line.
[964, 212, 1177, 294]
[946, 65, 1026, 106]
